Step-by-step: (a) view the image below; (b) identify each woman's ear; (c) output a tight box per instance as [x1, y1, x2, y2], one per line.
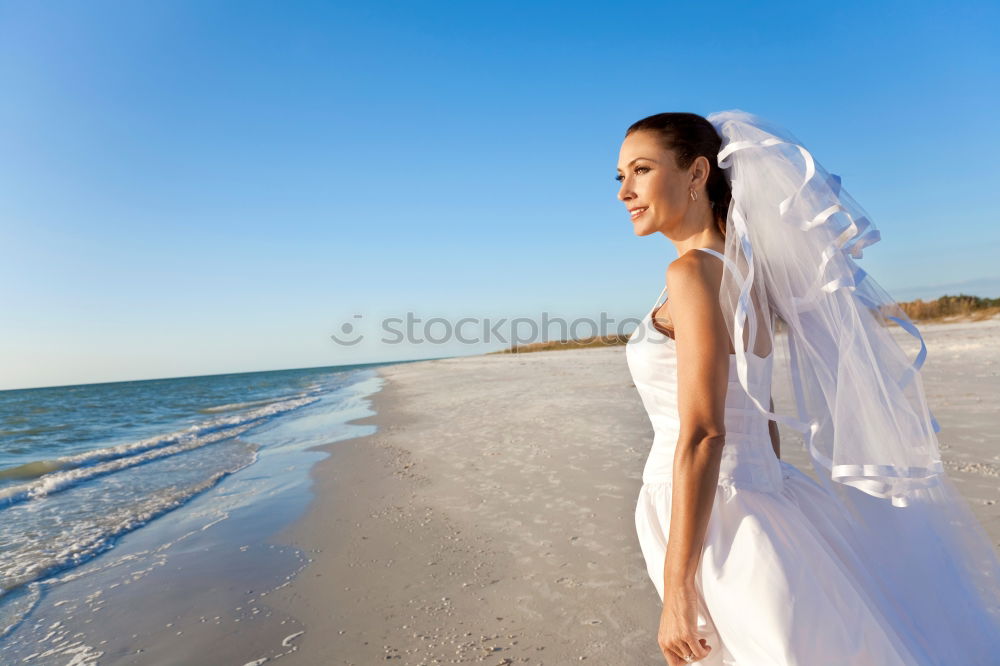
[690, 155, 711, 189]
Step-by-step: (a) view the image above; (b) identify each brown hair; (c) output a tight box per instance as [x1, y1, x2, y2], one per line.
[625, 112, 731, 237]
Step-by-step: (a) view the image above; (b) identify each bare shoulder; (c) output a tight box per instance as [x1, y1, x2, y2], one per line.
[665, 250, 724, 305]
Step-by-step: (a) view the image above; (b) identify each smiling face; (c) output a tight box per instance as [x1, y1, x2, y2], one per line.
[616, 129, 698, 237]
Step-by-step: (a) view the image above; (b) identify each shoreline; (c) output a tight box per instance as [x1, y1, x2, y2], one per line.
[0, 369, 384, 665]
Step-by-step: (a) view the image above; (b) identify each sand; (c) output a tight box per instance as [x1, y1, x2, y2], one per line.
[265, 317, 1000, 665]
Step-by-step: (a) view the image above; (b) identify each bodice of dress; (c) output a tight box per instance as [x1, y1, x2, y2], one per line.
[626, 249, 783, 494]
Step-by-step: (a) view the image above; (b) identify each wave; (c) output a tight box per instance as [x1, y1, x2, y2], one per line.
[197, 396, 291, 414]
[0, 393, 319, 508]
[0, 443, 259, 601]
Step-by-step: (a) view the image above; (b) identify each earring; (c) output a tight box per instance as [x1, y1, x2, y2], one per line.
[690, 190, 698, 201]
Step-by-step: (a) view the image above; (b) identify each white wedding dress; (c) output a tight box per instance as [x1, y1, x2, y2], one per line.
[626, 247, 998, 665]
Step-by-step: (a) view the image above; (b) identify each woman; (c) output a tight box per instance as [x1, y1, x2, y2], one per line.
[618, 111, 1000, 665]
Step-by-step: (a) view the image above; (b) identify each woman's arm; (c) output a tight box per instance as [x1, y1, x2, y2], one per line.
[663, 253, 730, 591]
[768, 396, 780, 460]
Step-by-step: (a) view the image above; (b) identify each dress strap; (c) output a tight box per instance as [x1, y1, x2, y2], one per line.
[693, 246, 726, 261]
[649, 283, 668, 312]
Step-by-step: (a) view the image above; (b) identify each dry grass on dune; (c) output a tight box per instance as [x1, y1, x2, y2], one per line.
[898, 294, 1000, 323]
[488, 334, 631, 355]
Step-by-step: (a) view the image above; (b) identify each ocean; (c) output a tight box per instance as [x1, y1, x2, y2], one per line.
[0, 361, 397, 662]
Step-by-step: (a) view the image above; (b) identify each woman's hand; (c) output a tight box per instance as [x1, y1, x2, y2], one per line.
[658, 582, 712, 664]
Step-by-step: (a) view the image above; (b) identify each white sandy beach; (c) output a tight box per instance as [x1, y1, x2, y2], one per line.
[265, 317, 1000, 665]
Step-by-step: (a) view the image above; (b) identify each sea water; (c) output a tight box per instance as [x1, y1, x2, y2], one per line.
[0, 361, 401, 662]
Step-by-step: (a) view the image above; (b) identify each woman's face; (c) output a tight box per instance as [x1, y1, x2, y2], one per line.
[616, 130, 693, 237]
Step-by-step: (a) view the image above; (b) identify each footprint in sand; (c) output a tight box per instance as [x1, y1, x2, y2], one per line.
[555, 576, 581, 588]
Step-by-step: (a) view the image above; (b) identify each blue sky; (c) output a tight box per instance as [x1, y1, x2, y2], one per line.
[1, 0, 997, 390]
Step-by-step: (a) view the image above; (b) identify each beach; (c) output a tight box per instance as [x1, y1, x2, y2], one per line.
[264, 317, 1000, 665]
[3, 318, 995, 664]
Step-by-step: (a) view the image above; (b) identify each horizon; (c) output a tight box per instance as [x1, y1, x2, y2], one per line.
[5, 287, 994, 391]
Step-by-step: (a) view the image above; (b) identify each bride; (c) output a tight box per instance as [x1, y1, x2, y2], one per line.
[617, 110, 1000, 665]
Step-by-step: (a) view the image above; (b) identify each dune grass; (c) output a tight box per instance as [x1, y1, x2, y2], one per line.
[897, 293, 1000, 323]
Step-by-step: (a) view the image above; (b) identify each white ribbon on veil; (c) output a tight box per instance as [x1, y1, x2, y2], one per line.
[705, 109, 943, 508]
